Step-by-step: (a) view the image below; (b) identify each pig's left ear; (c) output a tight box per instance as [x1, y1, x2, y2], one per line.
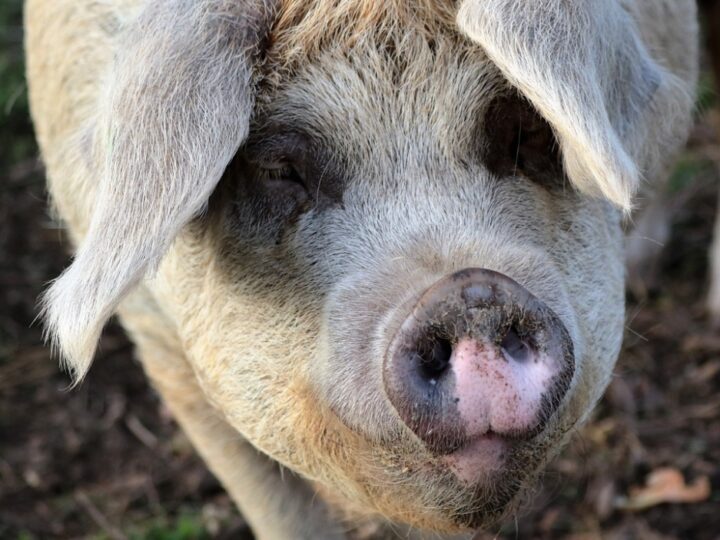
[457, 0, 695, 210]
[42, 0, 277, 381]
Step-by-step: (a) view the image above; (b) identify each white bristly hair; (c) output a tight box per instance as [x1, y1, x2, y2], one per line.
[41, 0, 275, 381]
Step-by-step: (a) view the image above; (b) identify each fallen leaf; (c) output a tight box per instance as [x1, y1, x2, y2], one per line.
[615, 467, 711, 511]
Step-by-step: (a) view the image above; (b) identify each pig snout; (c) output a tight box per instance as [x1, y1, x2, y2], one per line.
[383, 268, 575, 466]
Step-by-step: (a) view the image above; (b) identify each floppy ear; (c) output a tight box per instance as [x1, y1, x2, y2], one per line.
[457, 0, 694, 210]
[43, 0, 276, 381]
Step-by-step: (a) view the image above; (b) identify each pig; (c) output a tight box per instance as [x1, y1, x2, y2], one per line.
[25, 0, 698, 538]
[699, 0, 720, 326]
[627, 0, 720, 325]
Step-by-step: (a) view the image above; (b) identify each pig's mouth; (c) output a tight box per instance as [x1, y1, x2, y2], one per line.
[435, 429, 570, 530]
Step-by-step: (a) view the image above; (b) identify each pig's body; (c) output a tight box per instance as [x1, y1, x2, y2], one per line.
[25, 1, 698, 538]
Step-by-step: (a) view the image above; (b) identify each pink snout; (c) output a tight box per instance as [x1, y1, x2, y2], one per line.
[452, 337, 558, 437]
[383, 268, 574, 469]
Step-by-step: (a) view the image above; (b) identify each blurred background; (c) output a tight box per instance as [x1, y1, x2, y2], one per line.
[1, 1, 719, 539]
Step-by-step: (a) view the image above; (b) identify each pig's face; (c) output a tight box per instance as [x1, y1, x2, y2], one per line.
[41, 0, 694, 535]
[152, 37, 625, 532]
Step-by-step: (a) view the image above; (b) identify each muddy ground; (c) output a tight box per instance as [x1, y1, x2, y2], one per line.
[1, 3, 719, 539]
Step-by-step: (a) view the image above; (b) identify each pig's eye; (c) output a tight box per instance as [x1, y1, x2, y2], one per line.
[483, 94, 564, 189]
[242, 131, 345, 209]
[256, 161, 309, 201]
[259, 162, 304, 183]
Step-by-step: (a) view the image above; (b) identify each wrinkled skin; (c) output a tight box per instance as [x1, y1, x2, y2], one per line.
[25, 0, 697, 537]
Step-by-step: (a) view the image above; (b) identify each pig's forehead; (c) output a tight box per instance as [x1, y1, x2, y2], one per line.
[254, 37, 508, 167]
[267, 0, 461, 72]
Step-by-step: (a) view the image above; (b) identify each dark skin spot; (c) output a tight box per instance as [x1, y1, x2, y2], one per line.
[244, 127, 347, 207]
[483, 93, 566, 190]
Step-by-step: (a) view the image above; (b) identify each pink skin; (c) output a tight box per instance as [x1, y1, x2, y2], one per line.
[445, 435, 507, 483]
[445, 338, 557, 483]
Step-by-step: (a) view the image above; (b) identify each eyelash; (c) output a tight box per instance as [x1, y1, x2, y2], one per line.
[261, 164, 291, 178]
[257, 162, 305, 186]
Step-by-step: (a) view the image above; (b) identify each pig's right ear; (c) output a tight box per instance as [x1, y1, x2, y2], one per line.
[457, 0, 695, 211]
[42, 0, 277, 382]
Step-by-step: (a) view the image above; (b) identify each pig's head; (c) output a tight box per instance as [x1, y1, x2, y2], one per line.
[43, 0, 695, 534]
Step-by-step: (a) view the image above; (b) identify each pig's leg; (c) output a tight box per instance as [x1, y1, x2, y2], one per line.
[117, 287, 347, 540]
[627, 180, 720, 326]
[625, 193, 672, 298]
[702, 0, 720, 326]
[708, 189, 720, 325]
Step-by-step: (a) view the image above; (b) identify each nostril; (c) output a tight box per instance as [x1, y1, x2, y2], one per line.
[417, 336, 453, 380]
[500, 328, 531, 363]
[384, 269, 576, 456]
